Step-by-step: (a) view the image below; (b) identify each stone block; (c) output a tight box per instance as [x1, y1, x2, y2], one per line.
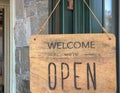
[36, 0, 48, 16]
[30, 16, 48, 34]
[15, 47, 22, 74]
[16, 0, 24, 19]
[23, 18, 31, 45]
[21, 46, 30, 73]
[15, 46, 30, 76]
[15, 21, 26, 47]
[24, 0, 34, 7]
[21, 80, 31, 93]
[16, 76, 30, 93]
[25, 2, 37, 17]
[15, 19, 31, 47]
[30, 16, 40, 34]
[35, 0, 41, 2]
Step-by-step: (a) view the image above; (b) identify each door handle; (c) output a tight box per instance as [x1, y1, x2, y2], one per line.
[67, 0, 73, 10]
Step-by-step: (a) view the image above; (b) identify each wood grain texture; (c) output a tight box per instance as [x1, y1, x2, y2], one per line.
[30, 34, 116, 93]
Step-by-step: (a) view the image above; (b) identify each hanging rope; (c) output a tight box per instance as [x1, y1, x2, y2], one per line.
[37, 0, 111, 39]
[37, 0, 61, 34]
[83, 0, 111, 39]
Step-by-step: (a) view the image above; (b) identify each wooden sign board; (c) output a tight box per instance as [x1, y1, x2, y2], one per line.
[30, 34, 116, 93]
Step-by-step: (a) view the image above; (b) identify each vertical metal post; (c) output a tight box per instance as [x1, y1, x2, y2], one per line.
[60, 0, 73, 34]
[73, 0, 84, 33]
[112, 0, 119, 93]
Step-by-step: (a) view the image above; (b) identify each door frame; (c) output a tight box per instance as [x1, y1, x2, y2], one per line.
[0, 0, 16, 93]
[0, 3, 11, 93]
[10, 0, 16, 93]
[6, 0, 120, 93]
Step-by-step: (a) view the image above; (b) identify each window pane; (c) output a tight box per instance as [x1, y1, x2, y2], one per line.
[104, 0, 113, 33]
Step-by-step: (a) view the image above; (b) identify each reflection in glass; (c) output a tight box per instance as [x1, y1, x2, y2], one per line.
[104, 0, 113, 33]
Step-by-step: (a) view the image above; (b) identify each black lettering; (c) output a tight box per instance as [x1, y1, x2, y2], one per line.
[48, 42, 57, 49]
[48, 63, 57, 90]
[57, 42, 63, 49]
[61, 63, 69, 89]
[87, 63, 96, 90]
[91, 41, 95, 48]
[62, 42, 67, 49]
[67, 42, 74, 49]
[74, 42, 81, 49]
[74, 62, 82, 90]
[48, 41, 95, 49]
[82, 42, 89, 48]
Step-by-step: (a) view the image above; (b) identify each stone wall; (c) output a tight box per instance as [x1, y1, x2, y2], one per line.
[15, 0, 48, 93]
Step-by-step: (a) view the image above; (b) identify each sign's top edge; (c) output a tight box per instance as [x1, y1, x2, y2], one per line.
[30, 33, 116, 40]
[30, 33, 115, 37]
